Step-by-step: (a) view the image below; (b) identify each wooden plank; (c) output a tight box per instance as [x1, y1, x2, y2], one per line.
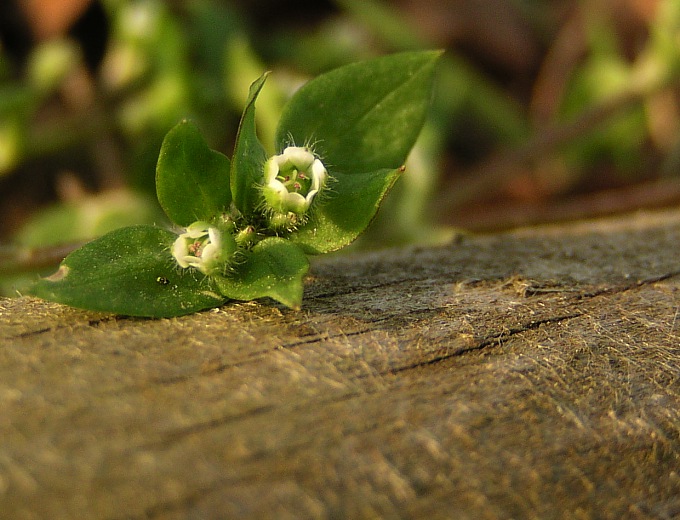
[1, 210, 679, 519]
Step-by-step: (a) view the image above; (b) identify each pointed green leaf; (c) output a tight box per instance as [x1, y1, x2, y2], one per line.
[30, 226, 226, 317]
[214, 237, 308, 309]
[275, 50, 442, 174]
[156, 120, 232, 226]
[231, 73, 269, 216]
[291, 168, 401, 254]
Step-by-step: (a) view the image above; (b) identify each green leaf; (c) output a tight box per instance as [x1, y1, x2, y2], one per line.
[231, 73, 269, 216]
[275, 50, 442, 173]
[291, 168, 401, 254]
[156, 120, 232, 226]
[214, 238, 308, 309]
[29, 226, 226, 317]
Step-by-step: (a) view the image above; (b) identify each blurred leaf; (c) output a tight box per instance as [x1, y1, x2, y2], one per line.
[336, 0, 529, 144]
[560, 36, 646, 173]
[0, 119, 24, 176]
[225, 37, 284, 153]
[357, 123, 454, 248]
[27, 39, 81, 94]
[263, 17, 374, 75]
[118, 73, 190, 135]
[16, 190, 161, 247]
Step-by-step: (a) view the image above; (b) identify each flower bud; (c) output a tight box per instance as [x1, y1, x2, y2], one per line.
[235, 225, 257, 248]
[172, 221, 237, 275]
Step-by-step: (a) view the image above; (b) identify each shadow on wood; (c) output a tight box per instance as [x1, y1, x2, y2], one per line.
[1, 209, 679, 519]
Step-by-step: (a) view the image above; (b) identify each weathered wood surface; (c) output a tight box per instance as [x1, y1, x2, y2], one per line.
[1, 210, 680, 519]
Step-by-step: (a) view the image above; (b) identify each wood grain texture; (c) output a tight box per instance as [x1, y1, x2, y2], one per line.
[2, 210, 680, 519]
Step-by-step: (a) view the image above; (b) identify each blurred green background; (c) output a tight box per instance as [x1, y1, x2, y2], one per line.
[1, 0, 680, 290]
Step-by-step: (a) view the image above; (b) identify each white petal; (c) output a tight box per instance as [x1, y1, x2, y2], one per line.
[172, 236, 191, 268]
[305, 189, 319, 205]
[275, 154, 288, 170]
[267, 178, 289, 196]
[200, 243, 220, 271]
[264, 157, 279, 183]
[185, 221, 210, 238]
[283, 146, 314, 170]
[263, 179, 290, 212]
[207, 227, 221, 249]
[310, 159, 327, 191]
[183, 256, 202, 268]
[285, 192, 309, 213]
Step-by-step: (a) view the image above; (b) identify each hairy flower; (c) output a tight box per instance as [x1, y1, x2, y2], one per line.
[262, 146, 327, 215]
[172, 221, 236, 275]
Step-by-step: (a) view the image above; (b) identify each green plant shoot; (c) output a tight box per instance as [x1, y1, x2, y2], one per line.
[30, 51, 442, 317]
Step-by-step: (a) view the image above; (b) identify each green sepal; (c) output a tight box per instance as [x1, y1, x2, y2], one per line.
[291, 168, 401, 254]
[156, 120, 232, 226]
[231, 73, 269, 216]
[275, 50, 442, 174]
[29, 226, 227, 317]
[214, 237, 308, 309]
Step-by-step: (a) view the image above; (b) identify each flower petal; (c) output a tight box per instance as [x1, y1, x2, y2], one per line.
[285, 192, 309, 213]
[172, 236, 191, 268]
[311, 159, 327, 191]
[264, 157, 279, 183]
[185, 221, 210, 238]
[208, 227, 221, 248]
[305, 189, 319, 205]
[283, 146, 314, 170]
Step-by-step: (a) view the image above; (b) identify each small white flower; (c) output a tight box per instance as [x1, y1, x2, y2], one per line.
[172, 221, 236, 275]
[262, 146, 327, 215]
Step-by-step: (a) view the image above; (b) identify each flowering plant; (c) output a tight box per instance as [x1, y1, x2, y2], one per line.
[29, 51, 441, 317]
